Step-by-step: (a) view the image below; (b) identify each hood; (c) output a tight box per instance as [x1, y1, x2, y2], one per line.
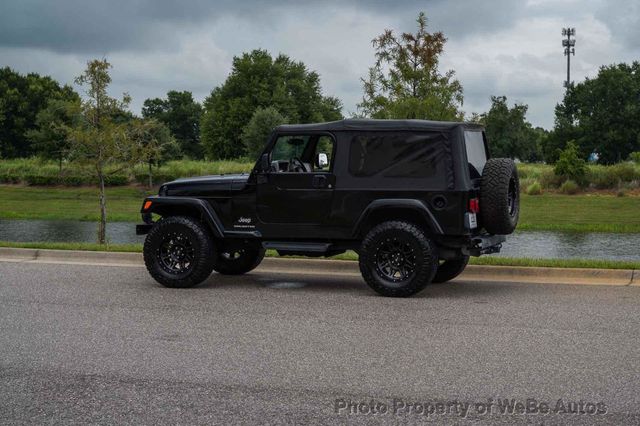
[161, 173, 250, 197]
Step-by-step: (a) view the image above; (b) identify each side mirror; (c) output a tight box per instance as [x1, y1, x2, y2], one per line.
[317, 153, 328, 169]
[260, 153, 270, 172]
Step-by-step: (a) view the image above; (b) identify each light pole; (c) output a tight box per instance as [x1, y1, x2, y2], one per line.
[562, 27, 576, 88]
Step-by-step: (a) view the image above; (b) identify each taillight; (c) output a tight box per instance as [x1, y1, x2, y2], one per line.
[469, 198, 480, 214]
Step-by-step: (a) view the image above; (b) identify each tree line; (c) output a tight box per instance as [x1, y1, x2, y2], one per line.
[1, 11, 639, 168]
[0, 49, 343, 164]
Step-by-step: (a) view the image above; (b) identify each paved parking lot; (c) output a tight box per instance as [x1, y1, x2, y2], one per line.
[1, 260, 639, 424]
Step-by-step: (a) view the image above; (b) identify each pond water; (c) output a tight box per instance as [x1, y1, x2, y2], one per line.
[0, 219, 638, 261]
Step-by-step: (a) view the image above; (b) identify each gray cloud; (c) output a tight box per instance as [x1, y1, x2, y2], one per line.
[1, 0, 638, 128]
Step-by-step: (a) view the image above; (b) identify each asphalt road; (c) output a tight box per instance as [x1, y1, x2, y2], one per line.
[1, 260, 639, 425]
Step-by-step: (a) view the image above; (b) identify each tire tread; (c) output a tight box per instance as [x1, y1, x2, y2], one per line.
[480, 158, 519, 235]
[143, 216, 215, 288]
[359, 221, 438, 297]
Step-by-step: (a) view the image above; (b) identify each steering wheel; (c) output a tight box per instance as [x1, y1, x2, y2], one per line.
[290, 157, 307, 172]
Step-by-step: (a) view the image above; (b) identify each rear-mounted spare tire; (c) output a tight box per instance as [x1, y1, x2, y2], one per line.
[480, 158, 519, 235]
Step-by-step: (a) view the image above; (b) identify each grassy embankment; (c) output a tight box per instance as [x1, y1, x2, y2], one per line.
[518, 162, 640, 195]
[1, 185, 639, 232]
[1, 158, 639, 191]
[0, 240, 638, 270]
[0, 158, 254, 186]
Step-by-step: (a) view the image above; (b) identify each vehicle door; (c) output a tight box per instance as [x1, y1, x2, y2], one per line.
[256, 133, 336, 225]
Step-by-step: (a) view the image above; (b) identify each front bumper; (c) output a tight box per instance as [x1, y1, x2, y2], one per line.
[136, 223, 154, 235]
[135, 210, 155, 235]
[463, 234, 506, 257]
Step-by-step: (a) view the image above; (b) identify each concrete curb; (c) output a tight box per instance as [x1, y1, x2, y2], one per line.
[0, 247, 141, 267]
[0, 247, 636, 286]
[461, 265, 633, 286]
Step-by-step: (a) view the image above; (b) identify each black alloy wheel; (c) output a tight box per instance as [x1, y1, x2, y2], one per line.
[374, 237, 417, 283]
[157, 232, 195, 275]
[143, 216, 215, 288]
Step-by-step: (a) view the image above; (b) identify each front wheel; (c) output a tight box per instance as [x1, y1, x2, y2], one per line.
[432, 256, 470, 284]
[359, 221, 438, 297]
[143, 216, 215, 288]
[212, 244, 265, 275]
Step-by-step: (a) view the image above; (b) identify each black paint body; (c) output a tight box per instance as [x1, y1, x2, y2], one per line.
[139, 119, 503, 258]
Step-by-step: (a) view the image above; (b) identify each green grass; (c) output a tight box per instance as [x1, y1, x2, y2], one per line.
[2, 158, 639, 190]
[519, 193, 640, 233]
[0, 186, 154, 221]
[0, 158, 254, 186]
[1, 241, 638, 270]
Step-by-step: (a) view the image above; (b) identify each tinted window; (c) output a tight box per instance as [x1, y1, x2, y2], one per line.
[348, 132, 447, 178]
[464, 131, 487, 176]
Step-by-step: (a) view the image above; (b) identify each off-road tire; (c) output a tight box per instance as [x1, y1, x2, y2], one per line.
[432, 256, 470, 284]
[480, 158, 520, 235]
[143, 216, 215, 288]
[212, 245, 266, 275]
[359, 221, 438, 297]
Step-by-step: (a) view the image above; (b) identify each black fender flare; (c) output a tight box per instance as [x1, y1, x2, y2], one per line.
[352, 199, 443, 237]
[141, 196, 224, 238]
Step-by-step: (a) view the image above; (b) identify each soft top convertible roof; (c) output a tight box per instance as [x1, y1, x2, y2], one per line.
[275, 119, 483, 133]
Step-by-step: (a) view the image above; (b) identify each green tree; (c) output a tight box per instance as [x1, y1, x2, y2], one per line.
[201, 49, 342, 159]
[358, 12, 463, 121]
[142, 90, 203, 159]
[241, 107, 288, 159]
[0, 98, 5, 158]
[550, 62, 640, 164]
[529, 126, 549, 163]
[0, 67, 78, 158]
[480, 96, 538, 160]
[128, 118, 176, 188]
[554, 141, 586, 184]
[67, 59, 153, 244]
[27, 98, 80, 172]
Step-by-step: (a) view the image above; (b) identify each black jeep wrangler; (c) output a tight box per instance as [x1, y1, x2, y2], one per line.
[137, 119, 519, 297]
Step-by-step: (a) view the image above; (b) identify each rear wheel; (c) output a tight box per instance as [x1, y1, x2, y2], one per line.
[212, 244, 265, 275]
[359, 221, 438, 297]
[143, 216, 215, 288]
[432, 256, 470, 284]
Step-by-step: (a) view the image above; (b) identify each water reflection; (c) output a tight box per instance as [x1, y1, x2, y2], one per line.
[498, 231, 640, 262]
[0, 219, 144, 245]
[0, 219, 638, 261]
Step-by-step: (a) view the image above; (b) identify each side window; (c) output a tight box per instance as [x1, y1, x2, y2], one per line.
[270, 135, 311, 172]
[348, 132, 447, 178]
[464, 131, 487, 178]
[314, 135, 335, 172]
[271, 135, 310, 162]
[268, 134, 335, 173]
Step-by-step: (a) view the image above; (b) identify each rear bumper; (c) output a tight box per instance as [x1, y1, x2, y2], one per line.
[463, 234, 506, 257]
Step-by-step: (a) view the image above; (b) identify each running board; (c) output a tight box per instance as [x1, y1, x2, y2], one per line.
[262, 242, 332, 252]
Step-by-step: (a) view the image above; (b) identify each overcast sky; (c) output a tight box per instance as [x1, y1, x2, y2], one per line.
[1, 0, 638, 129]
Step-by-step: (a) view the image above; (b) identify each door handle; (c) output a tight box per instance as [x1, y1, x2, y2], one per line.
[312, 175, 328, 188]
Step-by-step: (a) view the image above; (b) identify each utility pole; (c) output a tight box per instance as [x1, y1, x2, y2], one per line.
[562, 27, 576, 88]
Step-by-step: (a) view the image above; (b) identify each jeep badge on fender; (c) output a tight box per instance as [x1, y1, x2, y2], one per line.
[136, 119, 518, 297]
